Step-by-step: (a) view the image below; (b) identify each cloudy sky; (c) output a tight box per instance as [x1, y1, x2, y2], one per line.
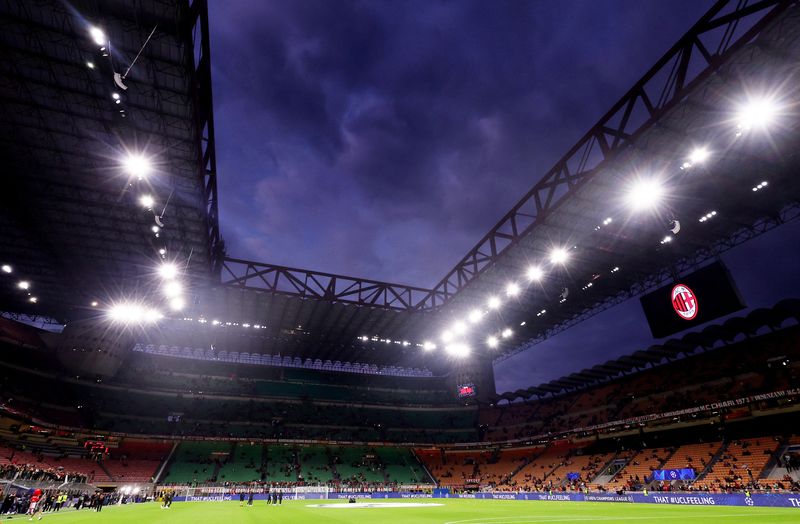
[207, 0, 800, 393]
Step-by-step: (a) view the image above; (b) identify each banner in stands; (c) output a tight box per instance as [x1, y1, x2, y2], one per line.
[651, 468, 696, 481]
[174, 491, 800, 507]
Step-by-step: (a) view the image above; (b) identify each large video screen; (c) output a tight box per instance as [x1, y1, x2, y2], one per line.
[457, 383, 476, 398]
[639, 261, 745, 339]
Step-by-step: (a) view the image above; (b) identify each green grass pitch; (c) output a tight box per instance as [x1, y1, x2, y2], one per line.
[10, 499, 799, 524]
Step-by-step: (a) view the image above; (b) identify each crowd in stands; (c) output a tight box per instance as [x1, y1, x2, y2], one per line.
[481, 327, 799, 442]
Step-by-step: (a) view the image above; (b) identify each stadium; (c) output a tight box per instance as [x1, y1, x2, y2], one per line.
[1, 0, 800, 523]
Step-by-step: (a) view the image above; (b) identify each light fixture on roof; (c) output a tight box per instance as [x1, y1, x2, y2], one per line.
[124, 154, 153, 180]
[736, 97, 779, 133]
[452, 321, 468, 336]
[660, 235, 673, 245]
[112, 93, 120, 101]
[687, 146, 710, 166]
[486, 336, 499, 349]
[143, 308, 164, 323]
[501, 328, 513, 339]
[445, 342, 470, 357]
[139, 194, 155, 209]
[91, 301, 99, 307]
[441, 330, 454, 343]
[549, 247, 568, 265]
[169, 297, 185, 311]
[1, 264, 11, 274]
[86, 62, 95, 70]
[526, 265, 544, 281]
[505, 282, 520, 297]
[158, 262, 178, 280]
[158, 248, 167, 257]
[467, 309, 483, 324]
[163, 281, 182, 297]
[752, 181, 769, 192]
[89, 26, 107, 46]
[626, 178, 664, 211]
[17, 281, 30, 290]
[422, 341, 436, 351]
[603, 217, 612, 225]
[28, 296, 38, 304]
[487, 296, 502, 310]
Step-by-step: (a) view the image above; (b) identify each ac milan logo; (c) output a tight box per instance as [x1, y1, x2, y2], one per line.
[671, 284, 698, 320]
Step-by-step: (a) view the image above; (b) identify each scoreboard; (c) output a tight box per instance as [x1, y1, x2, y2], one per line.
[640, 261, 745, 338]
[457, 383, 476, 398]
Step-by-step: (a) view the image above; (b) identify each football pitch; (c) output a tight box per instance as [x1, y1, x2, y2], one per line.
[11, 499, 799, 523]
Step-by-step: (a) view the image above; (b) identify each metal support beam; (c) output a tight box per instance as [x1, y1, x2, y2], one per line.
[221, 257, 435, 311]
[422, 0, 791, 309]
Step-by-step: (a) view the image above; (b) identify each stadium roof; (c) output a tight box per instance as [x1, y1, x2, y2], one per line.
[0, 0, 220, 321]
[2, 0, 800, 370]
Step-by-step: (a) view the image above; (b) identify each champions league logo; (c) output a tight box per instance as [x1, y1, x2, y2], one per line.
[671, 284, 698, 320]
[744, 497, 754, 506]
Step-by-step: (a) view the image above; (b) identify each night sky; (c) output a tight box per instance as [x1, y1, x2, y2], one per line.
[207, 1, 800, 393]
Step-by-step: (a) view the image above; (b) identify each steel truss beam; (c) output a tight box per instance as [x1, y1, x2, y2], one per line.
[494, 201, 800, 363]
[188, 0, 223, 281]
[221, 257, 434, 311]
[421, 0, 792, 309]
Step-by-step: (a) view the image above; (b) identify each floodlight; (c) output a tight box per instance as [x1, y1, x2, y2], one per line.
[452, 321, 467, 335]
[86, 62, 95, 70]
[108, 303, 144, 323]
[422, 341, 436, 351]
[28, 296, 38, 304]
[89, 26, 106, 46]
[445, 343, 470, 357]
[501, 328, 513, 339]
[467, 309, 483, 324]
[626, 179, 664, 211]
[441, 330, 454, 343]
[549, 247, 568, 265]
[17, 281, 29, 290]
[139, 194, 155, 208]
[143, 309, 163, 323]
[487, 296, 502, 310]
[505, 282, 520, 297]
[1, 264, 11, 273]
[91, 301, 99, 307]
[124, 154, 153, 179]
[687, 147, 710, 165]
[486, 336, 499, 348]
[169, 297, 185, 311]
[158, 262, 178, 280]
[163, 281, 182, 297]
[112, 93, 120, 100]
[526, 266, 544, 281]
[736, 97, 778, 132]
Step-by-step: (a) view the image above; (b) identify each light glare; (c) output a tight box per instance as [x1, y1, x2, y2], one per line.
[163, 281, 182, 297]
[17, 281, 30, 290]
[445, 342, 470, 357]
[1, 265, 11, 273]
[487, 296, 501, 310]
[158, 263, 178, 280]
[89, 26, 106, 46]
[467, 309, 483, 324]
[501, 328, 513, 338]
[626, 179, 664, 211]
[139, 194, 155, 208]
[526, 266, 544, 281]
[736, 98, 778, 131]
[505, 282, 520, 297]
[124, 154, 153, 179]
[549, 248, 568, 265]
[486, 336, 499, 348]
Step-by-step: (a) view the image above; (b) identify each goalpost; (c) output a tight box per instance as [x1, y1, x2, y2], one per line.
[292, 485, 331, 499]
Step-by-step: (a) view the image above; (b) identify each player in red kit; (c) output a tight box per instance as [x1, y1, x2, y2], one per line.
[27, 488, 44, 521]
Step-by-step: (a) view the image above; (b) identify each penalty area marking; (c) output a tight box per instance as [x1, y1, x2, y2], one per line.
[307, 502, 444, 509]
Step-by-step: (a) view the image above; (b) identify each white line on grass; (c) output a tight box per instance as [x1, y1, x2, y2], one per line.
[444, 513, 789, 524]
